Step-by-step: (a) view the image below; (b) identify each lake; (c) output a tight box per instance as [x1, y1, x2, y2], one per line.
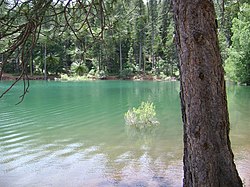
[0, 81, 249, 186]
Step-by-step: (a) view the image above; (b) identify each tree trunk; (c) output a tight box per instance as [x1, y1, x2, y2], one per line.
[119, 37, 122, 72]
[151, 19, 155, 70]
[30, 48, 34, 76]
[172, 0, 242, 186]
[44, 42, 47, 80]
[139, 41, 142, 71]
[16, 54, 19, 74]
[0, 54, 4, 80]
[99, 44, 102, 70]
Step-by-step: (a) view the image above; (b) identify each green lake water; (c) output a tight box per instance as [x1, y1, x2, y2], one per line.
[0, 81, 249, 187]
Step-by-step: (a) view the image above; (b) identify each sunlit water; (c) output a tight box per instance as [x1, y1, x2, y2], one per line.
[0, 81, 249, 187]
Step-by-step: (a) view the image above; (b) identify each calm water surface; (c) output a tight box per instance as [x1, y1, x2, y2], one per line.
[0, 81, 249, 187]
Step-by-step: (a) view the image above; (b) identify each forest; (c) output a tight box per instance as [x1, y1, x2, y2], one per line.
[0, 0, 249, 85]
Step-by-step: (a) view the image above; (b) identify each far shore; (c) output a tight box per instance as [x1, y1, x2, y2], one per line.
[1, 73, 58, 81]
[1, 73, 177, 82]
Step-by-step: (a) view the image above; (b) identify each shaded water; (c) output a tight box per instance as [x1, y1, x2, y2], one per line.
[0, 81, 249, 186]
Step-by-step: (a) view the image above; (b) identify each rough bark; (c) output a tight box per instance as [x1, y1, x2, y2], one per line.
[119, 38, 122, 72]
[172, 0, 242, 186]
[139, 42, 142, 70]
[44, 42, 47, 80]
[0, 54, 5, 80]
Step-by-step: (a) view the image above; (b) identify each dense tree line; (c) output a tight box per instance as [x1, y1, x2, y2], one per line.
[0, 0, 249, 84]
[0, 0, 178, 81]
[215, 0, 250, 85]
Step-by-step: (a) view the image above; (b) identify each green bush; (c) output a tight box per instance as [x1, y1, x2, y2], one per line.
[71, 62, 89, 76]
[124, 101, 159, 129]
[225, 3, 250, 85]
[119, 68, 133, 79]
[87, 68, 96, 79]
[95, 69, 106, 79]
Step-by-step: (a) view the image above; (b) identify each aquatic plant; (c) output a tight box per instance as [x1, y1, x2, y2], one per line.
[124, 101, 159, 129]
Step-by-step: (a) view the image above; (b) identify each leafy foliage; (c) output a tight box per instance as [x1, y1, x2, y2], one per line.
[95, 69, 106, 79]
[225, 3, 250, 85]
[119, 68, 134, 79]
[71, 62, 89, 76]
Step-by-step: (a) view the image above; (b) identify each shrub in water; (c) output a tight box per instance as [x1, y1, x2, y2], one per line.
[124, 101, 159, 129]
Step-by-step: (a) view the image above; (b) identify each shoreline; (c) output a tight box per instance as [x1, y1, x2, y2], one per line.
[1, 73, 177, 82]
[1, 73, 56, 81]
